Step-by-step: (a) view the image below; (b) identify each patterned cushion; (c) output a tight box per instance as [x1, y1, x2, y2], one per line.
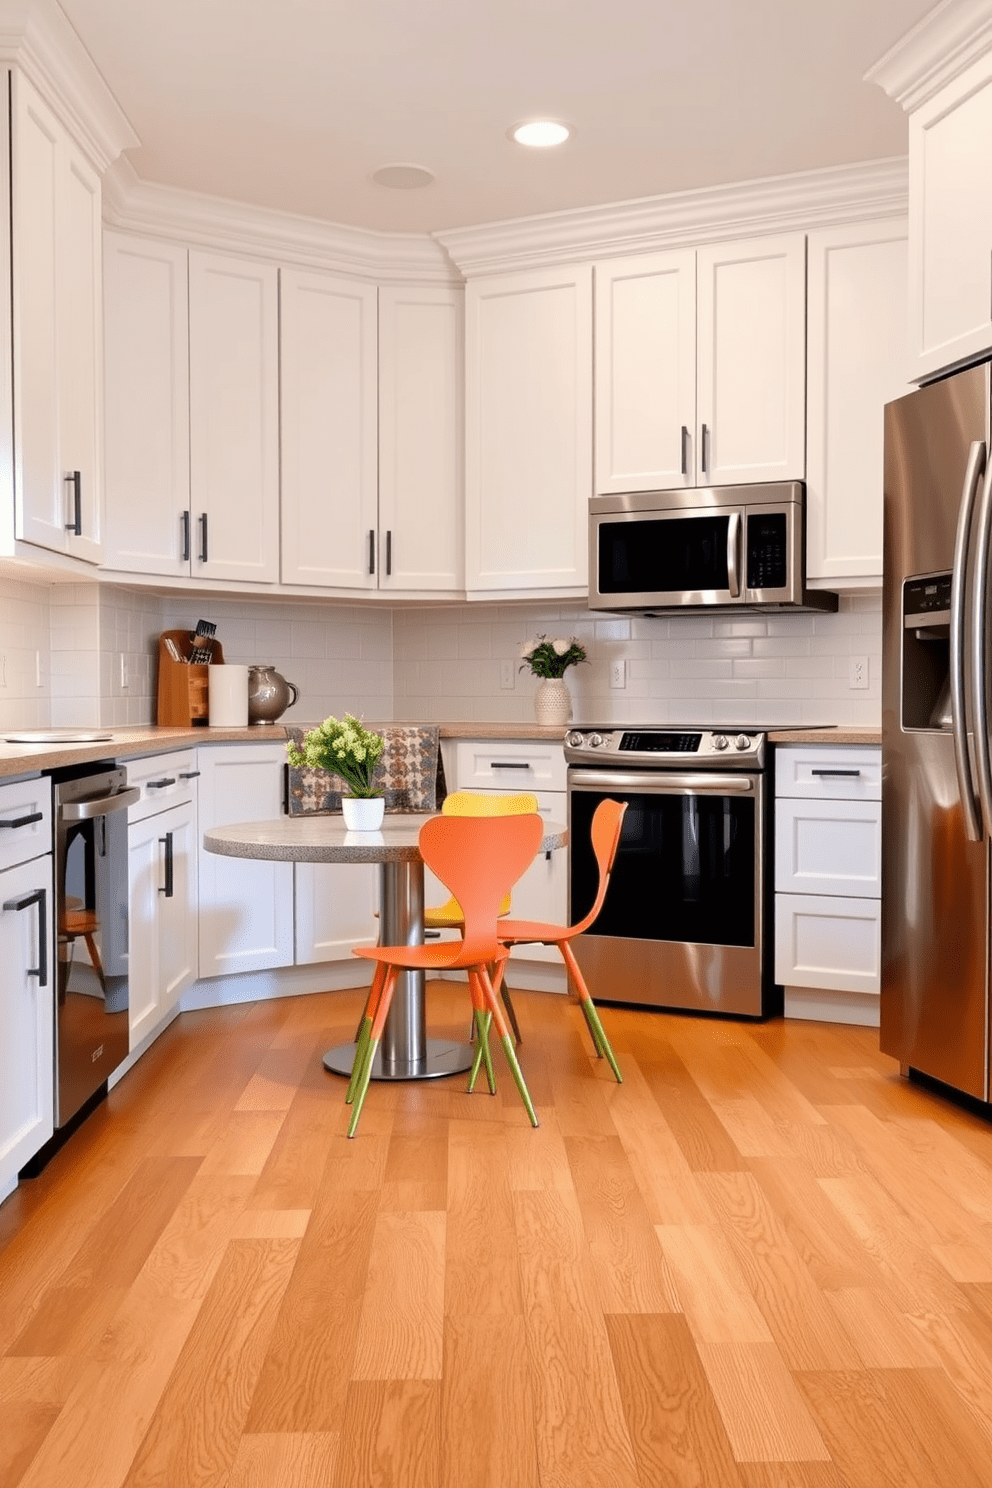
[285, 724, 443, 815]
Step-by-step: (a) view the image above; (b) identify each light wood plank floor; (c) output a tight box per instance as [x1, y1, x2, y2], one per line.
[4, 983, 992, 1487]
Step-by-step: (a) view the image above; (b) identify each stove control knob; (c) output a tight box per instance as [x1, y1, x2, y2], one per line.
[565, 730, 584, 748]
[588, 732, 605, 748]
[735, 734, 752, 751]
[713, 734, 729, 751]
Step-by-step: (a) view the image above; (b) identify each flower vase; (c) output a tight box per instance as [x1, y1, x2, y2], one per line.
[534, 676, 572, 727]
[342, 796, 385, 831]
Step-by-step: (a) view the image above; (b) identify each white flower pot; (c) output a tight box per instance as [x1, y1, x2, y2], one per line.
[342, 796, 385, 831]
[534, 676, 572, 727]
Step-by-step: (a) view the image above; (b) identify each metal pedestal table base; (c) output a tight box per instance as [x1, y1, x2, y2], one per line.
[323, 857, 475, 1082]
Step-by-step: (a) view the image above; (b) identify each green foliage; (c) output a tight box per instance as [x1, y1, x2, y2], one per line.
[286, 713, 385, 798]
[518, 634, 588, 679]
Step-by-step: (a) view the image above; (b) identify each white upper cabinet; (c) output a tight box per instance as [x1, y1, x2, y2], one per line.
[806, 220, 910, 586]
[377, 285, 463, 593]
[867, 5, 992, 382]
[594, 234, 805, 495]
[188, 249, 279, 584]
[280, 268, 378, 589]
[594, 250, 697, 492]
[103, 233, 190, 576]
[695, 233, 807, 486]
[465, 264, 592, 596]
[11, 72, 103, 564]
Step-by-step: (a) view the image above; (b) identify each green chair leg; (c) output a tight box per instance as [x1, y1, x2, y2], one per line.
[580, 999, 622, 1084]
[468, 1009, 496, 1094]
[500, 1032, 539, 1127]
[347, 1035, 379, 1137]
[347, 1014, 373, 1103]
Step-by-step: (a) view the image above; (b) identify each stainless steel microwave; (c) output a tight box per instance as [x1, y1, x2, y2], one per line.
[589, 482, 837, 613]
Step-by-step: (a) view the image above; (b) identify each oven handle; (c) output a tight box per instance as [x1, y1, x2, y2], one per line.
[568, 769, 754, 795]
[60, 786, 141, 822]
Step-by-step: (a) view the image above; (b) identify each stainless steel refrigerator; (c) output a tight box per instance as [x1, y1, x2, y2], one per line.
[882, 361, 992, 1100]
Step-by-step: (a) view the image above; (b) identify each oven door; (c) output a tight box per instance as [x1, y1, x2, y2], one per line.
[568, 767, 768, 1016]
[590, 502, 745, 610]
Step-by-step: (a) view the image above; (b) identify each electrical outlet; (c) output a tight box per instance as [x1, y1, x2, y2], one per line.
[849, 655, 869, 690]
[610, 659, 626, 690]
[499, 659, 515, 690]
[120, 653, 129, 689]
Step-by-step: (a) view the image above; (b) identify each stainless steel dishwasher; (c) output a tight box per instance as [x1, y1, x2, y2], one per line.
[53, 764, 139, 1127]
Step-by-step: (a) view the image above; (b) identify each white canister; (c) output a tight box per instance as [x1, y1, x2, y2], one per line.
[207, 664, 249, 727]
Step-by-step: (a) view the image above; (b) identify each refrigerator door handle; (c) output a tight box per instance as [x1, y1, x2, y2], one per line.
[951, 439, 987, 841]
[970, 441, 992, 836]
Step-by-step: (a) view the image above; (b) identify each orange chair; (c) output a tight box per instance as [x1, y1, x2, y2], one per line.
[346, 811, 544, 1137]
[424, 790, 538, 1043]
[485, 797, 628, 1086]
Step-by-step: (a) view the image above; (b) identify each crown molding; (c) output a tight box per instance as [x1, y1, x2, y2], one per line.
[434, 158, 909, 276]
[865, 0, 992, 111]
[102, 157, 461, 286]
[0, 0, 137, 170]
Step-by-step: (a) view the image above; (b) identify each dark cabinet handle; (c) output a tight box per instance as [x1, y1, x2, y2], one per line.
[199, 513, 208, 564]
[0, 810, 43, 830]
[64, 471, 82, 535]
[146, 777, 176, 789]
[680, 425, 688, 477]
[700, 424, 709, 475]
[386, 530, 392, 577]
[159, 831, 174, 898]
[178, 770, 201, 779]
[491, 761, 530, 770]
[3, 886, 47, 986]
[810, 769, 861, 777]
[180, 509, 191, 562]
[368, 529, 376, 575]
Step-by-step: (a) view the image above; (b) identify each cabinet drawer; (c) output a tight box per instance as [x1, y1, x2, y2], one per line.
[775, 891, 880, 995]
[126, 749, 200, 821]
[0, 777, 52, 872]
[775, 745, 881, 800]
[775, 796, 881, 898]
[446, 739, 566, 793]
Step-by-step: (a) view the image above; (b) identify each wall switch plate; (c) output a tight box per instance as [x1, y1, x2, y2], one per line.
[849, 655, 869, 689]
[499, 660, 515, 690]
[610, 659, 626, 690]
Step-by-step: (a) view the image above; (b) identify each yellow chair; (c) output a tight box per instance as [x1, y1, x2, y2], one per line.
[424, 790, 537, 1044]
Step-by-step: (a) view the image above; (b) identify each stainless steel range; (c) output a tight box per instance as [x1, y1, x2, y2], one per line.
[565, 725, 777, 1017]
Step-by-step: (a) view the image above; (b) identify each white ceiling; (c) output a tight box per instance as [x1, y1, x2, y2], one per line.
[59, 0, 935, 236]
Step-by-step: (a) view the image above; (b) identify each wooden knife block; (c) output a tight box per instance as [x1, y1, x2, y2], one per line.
[156, 630, 225, 726]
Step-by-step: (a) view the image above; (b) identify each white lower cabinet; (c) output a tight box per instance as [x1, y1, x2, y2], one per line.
[0, 780, 54, 1201]
[197, 745, 294, 978]
[774, 745, 882, 1024]
[294, 861, 378, 964]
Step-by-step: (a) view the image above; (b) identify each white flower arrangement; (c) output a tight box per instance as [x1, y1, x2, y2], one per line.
[518, 635, 588, 679]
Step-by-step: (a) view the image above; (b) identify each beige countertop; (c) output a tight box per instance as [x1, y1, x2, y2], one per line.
[0, 718, 879, 781]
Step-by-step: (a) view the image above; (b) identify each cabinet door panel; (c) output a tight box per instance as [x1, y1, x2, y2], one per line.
[103, 233, 190, 576]
[378, 286, 463, 592]
[295, 861, 378, 963]
[775, 797, 882, 898]
[0, 854, 54, 1195]
[594, 251, 696, 492]
[280, 269, 378, 588]
[775, 891, 880, 995]
[189, 251, 279, 583]
[159, 803, 198, 1010]
[696, 234, 806, 485]
[806, 223, 909, 583]
[11, 75, 62, 552]
[197, 747, 293, 976]
[58, 146, 102, 563]
[465, 266, 592, 595]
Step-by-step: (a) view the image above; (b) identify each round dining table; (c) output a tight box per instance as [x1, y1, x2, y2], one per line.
[202, 811, 568, 1082]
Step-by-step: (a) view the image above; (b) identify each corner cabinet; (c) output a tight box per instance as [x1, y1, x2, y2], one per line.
[805, 220, 910, 586]
[594, 234, 806, 494]
[10, 71, 103, 564]
[464, 264, 592, 597]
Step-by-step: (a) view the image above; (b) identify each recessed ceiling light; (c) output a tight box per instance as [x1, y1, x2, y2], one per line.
[510, 120, 573, 148]
[371, 163, 435, 190]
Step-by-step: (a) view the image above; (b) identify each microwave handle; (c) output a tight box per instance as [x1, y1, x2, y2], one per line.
[727, 512, 742, 598]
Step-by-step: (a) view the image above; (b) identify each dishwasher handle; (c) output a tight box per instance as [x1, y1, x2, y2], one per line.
[60, 786, 140, 822]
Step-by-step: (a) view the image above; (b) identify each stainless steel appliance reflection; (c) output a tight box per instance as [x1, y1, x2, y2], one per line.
[53, 765, 139, 1126]
[882, 362, 992, 1101]
[565, 728, 777, 1017]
